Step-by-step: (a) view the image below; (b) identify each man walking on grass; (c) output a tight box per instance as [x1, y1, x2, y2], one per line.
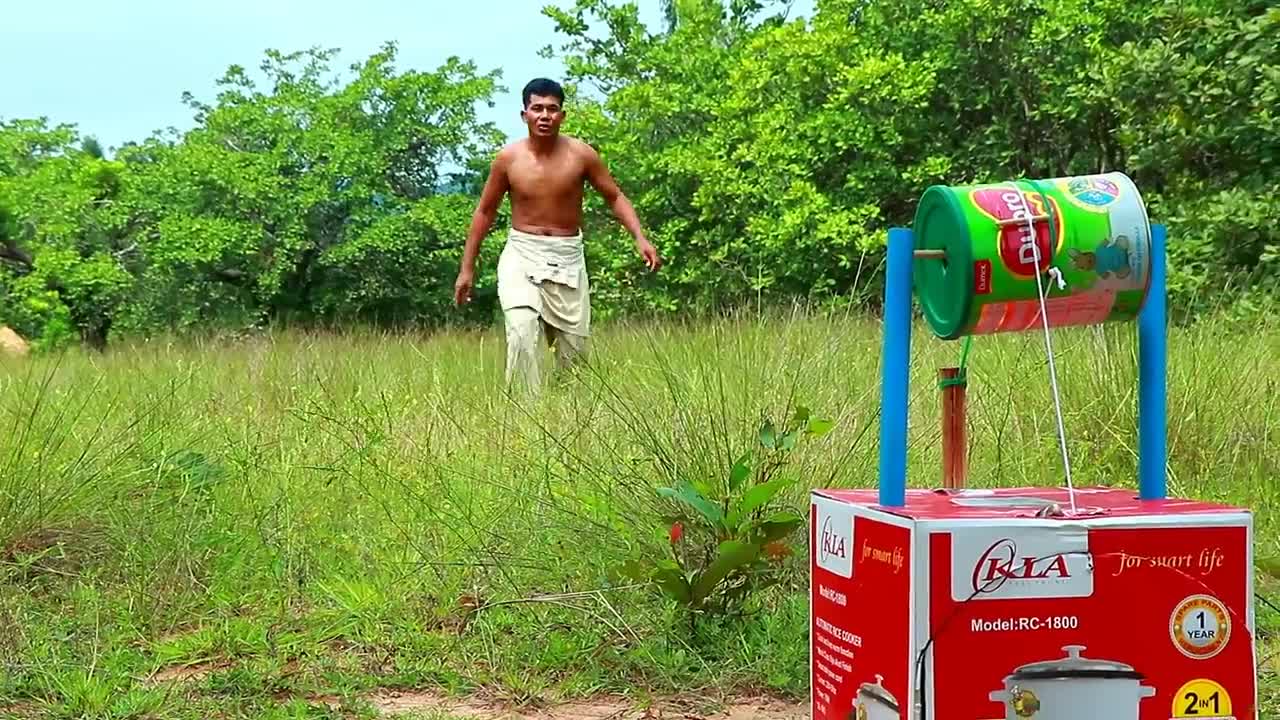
[453, 77, 661, 393]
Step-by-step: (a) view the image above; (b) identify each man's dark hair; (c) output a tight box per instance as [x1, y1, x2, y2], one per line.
[522, 78, 565, 108]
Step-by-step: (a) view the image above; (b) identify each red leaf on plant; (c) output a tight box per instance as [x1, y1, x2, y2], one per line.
[764, 541, 791, 562]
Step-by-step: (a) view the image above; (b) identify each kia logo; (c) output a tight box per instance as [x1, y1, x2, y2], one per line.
[971, 538, 1072, 594]
[819, 516, 847, 562]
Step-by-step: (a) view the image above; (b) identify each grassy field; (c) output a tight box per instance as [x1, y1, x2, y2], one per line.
[1, 307, 1277, 718]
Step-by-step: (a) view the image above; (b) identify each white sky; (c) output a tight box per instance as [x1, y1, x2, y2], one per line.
[0, 0, 815, 153]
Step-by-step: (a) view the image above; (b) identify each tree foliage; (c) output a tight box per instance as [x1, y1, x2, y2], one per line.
[1, 43, 503, 346]
[0, 2, 1275, 349]
[547, 0, 1277, 319]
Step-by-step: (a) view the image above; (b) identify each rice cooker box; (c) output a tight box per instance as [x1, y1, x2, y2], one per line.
[809, 486, 1257, 720]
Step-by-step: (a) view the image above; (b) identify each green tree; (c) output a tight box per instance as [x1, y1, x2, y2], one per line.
[541, 0, 1278, 319]
[0, 119, 134, 349]
[116, 43, 505, 333]
[1100, 2, 1278, 313]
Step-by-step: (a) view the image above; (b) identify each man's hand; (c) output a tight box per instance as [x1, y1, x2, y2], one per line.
[454, 267, 475, 305]
[637, 239, 662, 271]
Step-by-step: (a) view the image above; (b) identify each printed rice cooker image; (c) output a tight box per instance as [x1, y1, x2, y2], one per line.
[850, 674, 899, 720]
[987, 645, 1155, 720]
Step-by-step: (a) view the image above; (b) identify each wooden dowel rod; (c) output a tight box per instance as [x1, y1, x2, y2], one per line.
[913, 249, 947, 259]
[940, 367, 968, 490]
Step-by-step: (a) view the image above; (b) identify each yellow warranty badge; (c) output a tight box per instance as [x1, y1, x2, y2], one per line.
[1171, 678, 1233, 718]
[1169, 594, 1231, 659]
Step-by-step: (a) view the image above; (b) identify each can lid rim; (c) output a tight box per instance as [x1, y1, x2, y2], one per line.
[1009, 668, 1144, 680]
[912, 185, 972, 340]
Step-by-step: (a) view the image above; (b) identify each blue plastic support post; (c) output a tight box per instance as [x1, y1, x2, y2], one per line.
[879, 227, 914, 507]
[1138, 223, 1168, 500]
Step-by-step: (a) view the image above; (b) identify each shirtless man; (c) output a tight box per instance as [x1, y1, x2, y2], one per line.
[454, 77, 661, 393]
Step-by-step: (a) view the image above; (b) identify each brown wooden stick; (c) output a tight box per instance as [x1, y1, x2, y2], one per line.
[940, 367, 968, 490]
[913, 249, 947, 259]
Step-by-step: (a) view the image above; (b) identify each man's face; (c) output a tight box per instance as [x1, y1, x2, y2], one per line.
[522, 94, 564, 138]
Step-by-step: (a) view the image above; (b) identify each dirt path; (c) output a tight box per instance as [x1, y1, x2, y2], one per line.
[137, 664, 808, 718]
[4, 692, 808, 720]
[364, 691, 808, 719]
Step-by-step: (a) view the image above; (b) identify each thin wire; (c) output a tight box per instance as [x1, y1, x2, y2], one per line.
[1012, 180, 1077, 514]
[1259, 592, 1280, 618]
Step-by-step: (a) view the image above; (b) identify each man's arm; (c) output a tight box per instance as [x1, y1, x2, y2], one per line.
[582, 143, 661, 271]
[455, 151, 510, 305]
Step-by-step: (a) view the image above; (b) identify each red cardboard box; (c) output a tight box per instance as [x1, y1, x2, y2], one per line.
[809, 486, 1257, 720]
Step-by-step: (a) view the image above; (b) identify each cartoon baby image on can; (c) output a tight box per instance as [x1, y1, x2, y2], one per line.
[1068, 234, 1133, 281]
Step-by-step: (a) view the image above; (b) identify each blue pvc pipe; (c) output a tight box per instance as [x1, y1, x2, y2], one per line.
[1138, 223, 1168, 500]
[878, 227, 914, 507]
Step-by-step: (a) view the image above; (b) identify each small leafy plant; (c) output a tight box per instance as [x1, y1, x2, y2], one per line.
[622, 405, 835, 617]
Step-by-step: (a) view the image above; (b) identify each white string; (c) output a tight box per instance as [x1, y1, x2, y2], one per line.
[1011, 181, 1077, 514]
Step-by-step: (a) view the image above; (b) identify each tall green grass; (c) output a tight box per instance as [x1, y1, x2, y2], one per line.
[0, 308, 1276, 718]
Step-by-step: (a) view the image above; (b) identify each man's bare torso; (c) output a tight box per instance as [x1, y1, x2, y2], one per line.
[504, 136, 590, 237]
[453, 101, 658, 308]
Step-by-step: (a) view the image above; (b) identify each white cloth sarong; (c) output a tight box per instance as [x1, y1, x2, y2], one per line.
[497, 228, 590, 337]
